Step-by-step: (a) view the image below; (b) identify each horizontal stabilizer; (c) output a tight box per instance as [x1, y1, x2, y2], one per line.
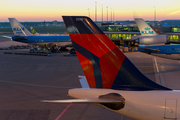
[41, 98, 122, 103]
[2, 35, 12, 39]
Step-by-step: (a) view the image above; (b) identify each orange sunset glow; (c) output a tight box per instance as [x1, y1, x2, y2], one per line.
[1, 0, 180, 22]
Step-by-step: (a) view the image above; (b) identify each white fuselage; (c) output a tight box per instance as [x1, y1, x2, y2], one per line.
[69, 88, 180, 120]
[135, 35, 168, 45]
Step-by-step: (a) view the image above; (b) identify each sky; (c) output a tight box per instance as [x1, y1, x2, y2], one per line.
[1, 0, 180, 22]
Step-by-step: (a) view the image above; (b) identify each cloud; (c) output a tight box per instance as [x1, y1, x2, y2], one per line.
[167, 10, 180, 16]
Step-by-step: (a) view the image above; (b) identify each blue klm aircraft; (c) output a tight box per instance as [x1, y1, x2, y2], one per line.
[138, 44, 180, 60]
[2, 18, 72, 49]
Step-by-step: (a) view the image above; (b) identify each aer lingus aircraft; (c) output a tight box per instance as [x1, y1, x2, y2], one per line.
[2, 18, 72, 49]
[42, 16, 180, 120]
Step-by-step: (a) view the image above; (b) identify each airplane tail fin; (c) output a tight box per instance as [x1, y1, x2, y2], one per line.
[30, 26, 37, 34]
[134, 18, 158, 36]
[63, 16, 171, 91]
[8, 18, 33, 36]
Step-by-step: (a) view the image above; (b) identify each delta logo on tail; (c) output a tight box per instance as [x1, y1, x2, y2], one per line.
[141, 27, 154, 34]
[62, 16, 169, 90]
[42, 16, 180, 120]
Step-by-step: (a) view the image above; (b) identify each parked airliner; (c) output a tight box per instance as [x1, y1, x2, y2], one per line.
[2, 18, 72, 48]
[132, 18, 169, 45]
[138, 44, 180, 60]
[42, 16, 180, 120]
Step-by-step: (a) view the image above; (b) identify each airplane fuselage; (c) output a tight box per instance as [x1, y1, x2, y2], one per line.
[139, 44, 180, 60]
[132, 35, 169, 45]
[12, 35, 71, 47]
[69, 88, 179, 120]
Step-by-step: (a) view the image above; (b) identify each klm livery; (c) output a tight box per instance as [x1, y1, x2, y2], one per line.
[131, 18, 169, 45]
[11, 35, 71, 47]
[13, 27, 25, 35]
[135, 18, 157, 36]
[141, 27, 154, 34]
[3, 18, 71, 48]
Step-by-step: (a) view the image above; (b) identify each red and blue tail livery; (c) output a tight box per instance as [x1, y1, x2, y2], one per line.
[43, 16, 179, 120]
[63, 16, 171, 91]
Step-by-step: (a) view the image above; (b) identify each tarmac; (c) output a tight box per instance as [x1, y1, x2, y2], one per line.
[1, 37, 180, 120]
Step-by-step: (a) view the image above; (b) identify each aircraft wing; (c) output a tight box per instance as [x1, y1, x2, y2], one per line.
[139, 47, 160, 52]
[41, 98, 122, 103]
[2, 35, 12, 39]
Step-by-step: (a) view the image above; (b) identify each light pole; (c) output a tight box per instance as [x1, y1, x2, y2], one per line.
[111, 8, 112, 22]
[113, 9, 114, 22]
[102, 4, 103, 23]
[106, 6, 108, 23]
[88, 8, 90, 17]
[154, 6, 156, 27]
[95, 2, 97, 22]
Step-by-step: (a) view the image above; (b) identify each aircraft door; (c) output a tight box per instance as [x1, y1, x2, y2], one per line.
[164, 99, 177, 119]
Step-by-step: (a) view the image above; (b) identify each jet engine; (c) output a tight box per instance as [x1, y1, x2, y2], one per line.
[135, 35, 169, 45]
[98, 93, 125, 110]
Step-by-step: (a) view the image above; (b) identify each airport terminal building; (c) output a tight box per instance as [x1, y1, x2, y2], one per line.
[1, 19, 180, 46]
[101, 20, 180, 46]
